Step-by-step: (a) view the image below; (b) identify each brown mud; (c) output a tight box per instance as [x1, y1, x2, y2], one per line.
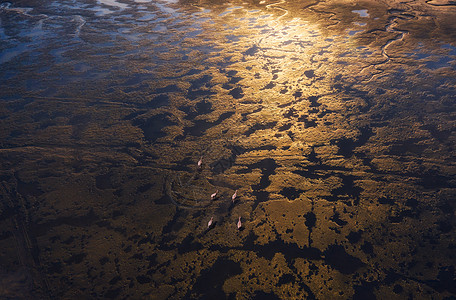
[0, 0, 455, 298]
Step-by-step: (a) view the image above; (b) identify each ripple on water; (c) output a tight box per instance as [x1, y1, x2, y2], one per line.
[137, 13, 155, 21]
[0, 44, 28, 65]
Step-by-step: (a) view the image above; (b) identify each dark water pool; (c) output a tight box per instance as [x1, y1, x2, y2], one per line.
[1, 0, 456, 298]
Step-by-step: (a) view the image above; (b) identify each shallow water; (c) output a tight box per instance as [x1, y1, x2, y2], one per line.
[0, 0, 455, 299]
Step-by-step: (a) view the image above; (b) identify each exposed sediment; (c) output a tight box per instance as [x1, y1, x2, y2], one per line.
[0, 0, 455, 299]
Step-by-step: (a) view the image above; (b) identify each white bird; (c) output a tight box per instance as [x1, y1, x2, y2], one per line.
[208, 216, 214, 228]
[231, 189, 238, 203]
[237, 216, 242, 230]
[197, 156, 203, 168]
[211, 190, 218, 200]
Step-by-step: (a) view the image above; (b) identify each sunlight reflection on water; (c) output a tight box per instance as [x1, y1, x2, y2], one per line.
[0, 0, 455, 299]
[352, 9, 369, 17]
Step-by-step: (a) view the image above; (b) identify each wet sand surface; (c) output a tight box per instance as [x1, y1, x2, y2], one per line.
[1, 0, 456, 298]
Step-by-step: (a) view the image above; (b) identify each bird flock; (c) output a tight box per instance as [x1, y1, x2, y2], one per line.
[199, 156, 243, 231]
[207, 187, 242, 230]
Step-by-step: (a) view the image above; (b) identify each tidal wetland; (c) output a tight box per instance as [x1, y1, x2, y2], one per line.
[0, 0, 456, 299]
